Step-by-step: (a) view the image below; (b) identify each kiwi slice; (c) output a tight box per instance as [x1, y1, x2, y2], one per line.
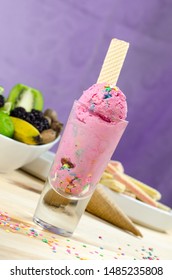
[0, 86, 4, 95]
[7, 84, 44, 112]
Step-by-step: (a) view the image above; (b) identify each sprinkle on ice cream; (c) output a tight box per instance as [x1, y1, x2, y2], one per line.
[78, 83, 127, 123]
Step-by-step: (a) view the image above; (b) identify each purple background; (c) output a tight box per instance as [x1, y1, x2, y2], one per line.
[0, 0, 172, 206]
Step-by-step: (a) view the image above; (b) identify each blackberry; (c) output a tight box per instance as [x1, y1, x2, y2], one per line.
[0, 95, 5, 107]
[25, 111, 36, 122]
[31, 109, 44, 119]
[25, 113, 50, 132]
[33, 117, 50, 132]
[10, 107, 27, 119]
[42, 117, 50, 130]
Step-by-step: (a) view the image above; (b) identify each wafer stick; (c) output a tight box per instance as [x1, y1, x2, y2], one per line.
[109, 160, 124, 173]
[100, 178, 126, 193]
[97, 38, 129, 85]
[106, 163, 158, 207]
[124, 174, 161, 201]
[109, 161, 161, 201]
[157, 201, 171, 212]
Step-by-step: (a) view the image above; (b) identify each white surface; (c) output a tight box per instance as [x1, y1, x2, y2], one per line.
[0, 134, 60, 173]
[104, 186, 172, 232]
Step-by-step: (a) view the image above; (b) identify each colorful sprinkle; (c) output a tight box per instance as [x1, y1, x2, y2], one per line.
[0, 210, 160, 260]
[42, 238, 48, 243]
[103, 92, 112, 99]
[66, 249, 71, 254]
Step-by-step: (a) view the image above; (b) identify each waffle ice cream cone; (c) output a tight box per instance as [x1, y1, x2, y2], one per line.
[86, 184, 142, 237]
[97, 38, 129, 85]
[44, 189, 71, 207]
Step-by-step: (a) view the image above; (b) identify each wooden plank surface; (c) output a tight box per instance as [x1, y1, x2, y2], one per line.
[0, 170, 172, 260]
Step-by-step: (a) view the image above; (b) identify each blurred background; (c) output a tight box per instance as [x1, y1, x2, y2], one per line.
[0, 0, 172, 206]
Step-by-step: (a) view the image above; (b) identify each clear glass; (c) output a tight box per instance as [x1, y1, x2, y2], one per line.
[34, 100, 128, 236]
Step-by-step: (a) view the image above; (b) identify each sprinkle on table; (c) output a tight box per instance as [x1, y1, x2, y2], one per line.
[0, 210, 160, 260]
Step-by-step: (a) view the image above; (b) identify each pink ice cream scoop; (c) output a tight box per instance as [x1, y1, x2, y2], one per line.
[78, 82, 127, 122]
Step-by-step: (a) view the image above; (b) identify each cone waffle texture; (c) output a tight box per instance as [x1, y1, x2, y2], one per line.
[97, 38, 129, 85]
[44, 189, 70, 206]
[86, 184, 142, 237]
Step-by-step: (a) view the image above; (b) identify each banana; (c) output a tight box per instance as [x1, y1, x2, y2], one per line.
[124, 174, 161, 201]
[10, 117, 42, 145]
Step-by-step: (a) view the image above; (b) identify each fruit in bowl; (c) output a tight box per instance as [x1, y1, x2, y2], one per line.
[0, 84, 63, 173]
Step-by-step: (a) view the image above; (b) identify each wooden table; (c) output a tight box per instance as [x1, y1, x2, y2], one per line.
[0, 170, 172, 260]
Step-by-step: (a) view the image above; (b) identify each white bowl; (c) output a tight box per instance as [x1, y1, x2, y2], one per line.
[0, 133, 60, 173]
[103, 185, 172, 232]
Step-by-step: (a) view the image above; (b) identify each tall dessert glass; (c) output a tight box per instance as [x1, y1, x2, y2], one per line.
[33, 100, 128, 236]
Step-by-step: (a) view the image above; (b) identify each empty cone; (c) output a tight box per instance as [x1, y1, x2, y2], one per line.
[86, 184, 142, 237]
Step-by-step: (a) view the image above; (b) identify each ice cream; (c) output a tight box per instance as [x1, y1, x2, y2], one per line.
[33, 38, 129, 236]
[78, 82, 127, 123]
[49, 83, 128, 199]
